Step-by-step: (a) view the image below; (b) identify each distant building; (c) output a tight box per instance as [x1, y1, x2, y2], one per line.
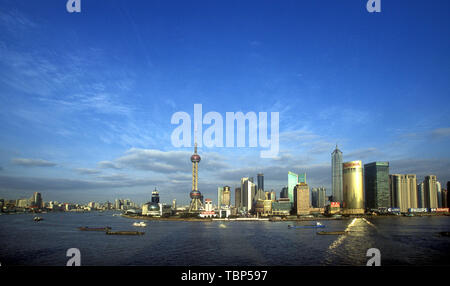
[142, 188, 161, 216]
[280, 187, 288, 199]
[389, 174, 418, 212]
[142, 203, 160, 216]
[417, 182, 425, 208]
[311, 188, 318, 208]
[235, 187, 241, 209]
[16, 198, 30, 208]
[442, 189, 448, 208]
[218, 186, 231, 209]
[172, 199, 177, 210]
[447, 182, 450, 207]
[423, 175, 438, 208]
[222, 186, 231, 206]
[294, 183, 310, 215]
[272, 198, 291, 216]
[311, 187, 327, 208]
[241, 177, 256, 213]
[288, 172, 298, 206]
[364, 162, 390, 209]
[217, 187, 223, 208]
[257, 173, 264, 192]
[32, 192, 43, 208]
[342, 160, 364, 214]
[317, 187, 327, 208]
[254, 199, 272, 217]
[436, 181, 442, 208]
[288, 171, 306, 209]
[151, 189, 160, 204]
[331, 145, 343, 204]
[199, 199, 216, 218]
[265, 191, 276, 201]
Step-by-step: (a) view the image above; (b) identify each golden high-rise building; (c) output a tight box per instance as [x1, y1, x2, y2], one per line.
[222, 186, 231, 206]
[342, 160, 364, 214]
[294, 182, 310, 215]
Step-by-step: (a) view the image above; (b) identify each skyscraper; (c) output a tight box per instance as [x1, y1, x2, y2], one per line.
[151, 188, 160, 204]
[443, 189, 448, 208]
[294, 183, 310, 215]
[235, 187, 241, 209]
[217, 187, 223, 209]
[280, 187, 288, 199]
[287, 172, 306, 208]
[317, 187, 327, 208]
[342, 160, 364, 214]
[223, 186, 231, 206]
[32, 192, 43, 208]
[287, 171, 298, 204]
[364, 162, 390, 209]
[189, 143, 203, 212]
[417, 182, 425, 208]
[447, 182, 450, 207]
[311, 188, 318, 208]
[331, 145, 343, 204]
[257, 173, 264, 192]
[436, 181, 442, 208]
[389, 174, 418, 212]
[423, 175, 438, 208]
[241, 177, 256, 212]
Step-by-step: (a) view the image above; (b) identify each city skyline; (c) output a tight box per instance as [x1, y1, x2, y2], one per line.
[1, 0, 450, 205]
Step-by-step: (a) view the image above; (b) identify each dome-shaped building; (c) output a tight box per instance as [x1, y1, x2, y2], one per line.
[142, 188, 161, 216]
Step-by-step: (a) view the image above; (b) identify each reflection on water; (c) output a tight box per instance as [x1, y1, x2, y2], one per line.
[0, 212, 449, 266]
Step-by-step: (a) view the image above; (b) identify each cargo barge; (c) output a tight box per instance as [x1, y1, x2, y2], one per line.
[316, 231, 347, 235]
[106, 231, 145, 235]
[78, 227, 111, 231]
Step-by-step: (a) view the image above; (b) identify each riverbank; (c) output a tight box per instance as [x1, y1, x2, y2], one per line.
[121, 214, 213, 221]
[121, 213, 449, 222]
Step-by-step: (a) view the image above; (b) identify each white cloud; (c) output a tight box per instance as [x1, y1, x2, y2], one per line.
[12, 158, 56, 167]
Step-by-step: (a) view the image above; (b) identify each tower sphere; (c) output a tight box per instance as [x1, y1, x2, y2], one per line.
[191, 154, 201, 163]
[190, 190, 201, 199]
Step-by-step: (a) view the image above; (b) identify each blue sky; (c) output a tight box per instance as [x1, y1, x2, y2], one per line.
[0, 0, 449, 205]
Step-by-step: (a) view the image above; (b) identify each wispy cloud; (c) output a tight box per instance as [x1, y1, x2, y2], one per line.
[12, 158, 57, 167]
[98, 161, 122, 170]
[74, 168, 102, 175]
[431, 127, 450, 139]
[0, 9, 37, 33]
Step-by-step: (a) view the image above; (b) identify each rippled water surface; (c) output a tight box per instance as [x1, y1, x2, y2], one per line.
[0, 212, 449, 266]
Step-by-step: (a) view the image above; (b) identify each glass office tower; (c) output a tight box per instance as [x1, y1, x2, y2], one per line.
[331, 145, 343, 204]
[364, 162, 390, 209]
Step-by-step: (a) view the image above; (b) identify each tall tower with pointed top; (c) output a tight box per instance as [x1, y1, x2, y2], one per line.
[189, 142, 203, 212]
[331, 144, 343, 204]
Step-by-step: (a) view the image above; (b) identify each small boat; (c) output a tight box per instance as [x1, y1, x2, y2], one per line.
[33, 216, 43, 221]
[106, 231, 145, 235]
[404, 213, 415, 217]
[288, 222, 325, 229]
[133, 221, 147, 227]
[317, 231, 347, 235]
[78, 226, 111, 231]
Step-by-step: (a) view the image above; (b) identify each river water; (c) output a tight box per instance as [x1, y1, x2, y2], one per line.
[0, 211, 449, 266]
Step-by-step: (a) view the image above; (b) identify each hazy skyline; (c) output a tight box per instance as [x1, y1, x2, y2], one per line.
[0, 0, 449, 205]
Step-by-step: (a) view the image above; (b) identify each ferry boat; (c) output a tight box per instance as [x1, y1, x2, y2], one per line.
[133, 221, 147, 227]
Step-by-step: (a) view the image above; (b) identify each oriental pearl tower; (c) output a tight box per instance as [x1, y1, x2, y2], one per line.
[189, 142, 203, 212]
